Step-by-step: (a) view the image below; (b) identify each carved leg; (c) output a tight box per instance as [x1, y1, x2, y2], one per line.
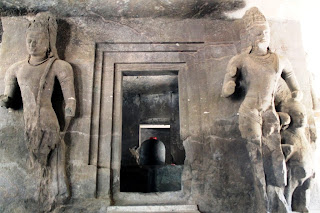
[285, 168, 300, 210]
[33, 129, 62, 211]
[267, 185, 290, 213]
[56, 141, 70, 202]
[246, 140, 268, 212]
[239, 108, 268, 211]
[292, 177, 313, 212]
[47, 142, 70, 211]
[38, 166, 53, 212]
[261, 118, 289, 212]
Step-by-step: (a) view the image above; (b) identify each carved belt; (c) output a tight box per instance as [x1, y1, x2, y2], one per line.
[238, 104, 263, 126]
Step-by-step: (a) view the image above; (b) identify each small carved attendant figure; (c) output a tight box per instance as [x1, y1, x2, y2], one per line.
[0, 13, 76, 211]
[280, 99, 315, 212]
[221, 7, 302, 212]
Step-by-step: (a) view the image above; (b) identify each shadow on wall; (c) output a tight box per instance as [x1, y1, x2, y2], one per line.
[0, 18, 2, 43]
[52, 19, 72, 130]
[56, 19, 71, 61]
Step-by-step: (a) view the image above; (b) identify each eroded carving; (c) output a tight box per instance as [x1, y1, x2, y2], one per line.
[221, 7, 302, 212]
[0, 12, 76, 211]
[280, 99, 315, 212]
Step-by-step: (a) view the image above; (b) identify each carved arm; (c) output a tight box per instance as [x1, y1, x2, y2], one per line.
[281, 144, 295, 162]
[278, 112, 291, 130]
[281, 57, 302, 101]
[1, 65, 18, 108]
[221, 55, 241, 98]
[56, 61, 76, 118]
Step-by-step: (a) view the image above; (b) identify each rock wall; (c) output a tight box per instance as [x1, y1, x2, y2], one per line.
[0, 15, 318, 212]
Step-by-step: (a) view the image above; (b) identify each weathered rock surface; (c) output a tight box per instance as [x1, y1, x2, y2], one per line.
[0, 0, 245, 19]
[0, 10, 318, 213]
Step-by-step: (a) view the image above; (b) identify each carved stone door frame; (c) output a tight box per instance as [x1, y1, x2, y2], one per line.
[112, 63, 186, 204]
[89, 42, 205, 204]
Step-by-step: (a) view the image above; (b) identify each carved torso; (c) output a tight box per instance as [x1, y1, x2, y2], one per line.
[8, 59, 73, 131]
[17, 60, 57, 129]
[240, 53, 280, 112]
[17, 61, 54, 108]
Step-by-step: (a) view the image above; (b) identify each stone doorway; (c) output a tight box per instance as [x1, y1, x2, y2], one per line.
[120, 73, 184, 193]
[89, 42, 205, 204]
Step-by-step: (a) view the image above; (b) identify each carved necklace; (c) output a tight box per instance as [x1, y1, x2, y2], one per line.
[249, 52, 275, 66]
[28, 55, 50, 66]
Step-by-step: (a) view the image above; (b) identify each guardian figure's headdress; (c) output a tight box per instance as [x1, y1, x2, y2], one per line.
[240, 7, 269, 53]
[26, 12, 59, 59]
[242, 7, 268, 30]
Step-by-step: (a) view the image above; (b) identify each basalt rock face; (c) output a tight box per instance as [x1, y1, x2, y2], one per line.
[183, 135, 257, 212]
[0, 0, 245, 19]
[0, 8, 318, 213]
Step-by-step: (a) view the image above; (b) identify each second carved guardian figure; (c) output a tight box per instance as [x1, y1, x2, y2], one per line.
[221, 7, 304, 213]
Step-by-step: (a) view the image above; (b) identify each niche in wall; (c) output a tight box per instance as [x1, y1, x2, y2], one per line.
[120, 73, 184, 192]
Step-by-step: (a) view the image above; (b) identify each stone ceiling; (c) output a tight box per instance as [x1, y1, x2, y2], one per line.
[0, 0, 245, 19]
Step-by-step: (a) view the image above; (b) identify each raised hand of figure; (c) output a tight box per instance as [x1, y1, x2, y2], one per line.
[221, 81, 236, 98]
[292, 90, 303, 101]
[0, 95, 11, 108]
[65, 101, 76, 118]
[281, 144, 295, 162]
[278, 112, 291, 130]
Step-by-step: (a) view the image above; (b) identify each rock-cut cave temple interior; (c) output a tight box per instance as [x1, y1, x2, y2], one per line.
[0, 1, 320, 213]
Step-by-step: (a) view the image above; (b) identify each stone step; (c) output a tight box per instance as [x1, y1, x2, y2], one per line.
[106, 205, 200, 213]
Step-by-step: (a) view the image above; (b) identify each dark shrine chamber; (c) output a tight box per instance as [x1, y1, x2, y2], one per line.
[120, 74, 185, 193]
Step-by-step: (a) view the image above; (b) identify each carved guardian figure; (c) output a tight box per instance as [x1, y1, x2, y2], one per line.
[0, 12, 76, 211]
[280, 99, 315, 212]
[221, 7, 302, 212]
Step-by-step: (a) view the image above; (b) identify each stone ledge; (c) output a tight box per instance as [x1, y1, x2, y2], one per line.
[106, 205, 200, 213]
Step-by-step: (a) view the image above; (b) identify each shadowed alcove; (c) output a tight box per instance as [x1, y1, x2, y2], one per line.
[120, 72, 185, 192]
